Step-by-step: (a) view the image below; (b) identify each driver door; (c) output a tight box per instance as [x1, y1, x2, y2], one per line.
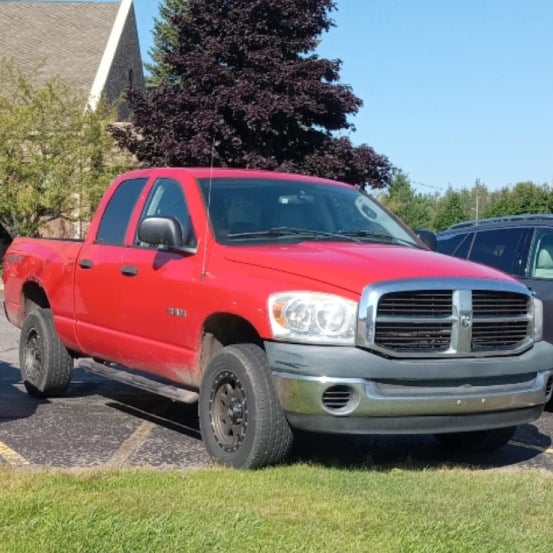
[115, 177, 202, 383]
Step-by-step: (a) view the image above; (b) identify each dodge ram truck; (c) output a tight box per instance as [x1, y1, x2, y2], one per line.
[3, 167, 553, 468]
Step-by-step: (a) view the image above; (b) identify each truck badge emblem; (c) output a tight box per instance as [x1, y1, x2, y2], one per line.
[460, 313, 472, 328]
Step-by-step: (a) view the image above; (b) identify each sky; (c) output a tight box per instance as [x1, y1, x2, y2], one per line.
[118, 1, 553, 193]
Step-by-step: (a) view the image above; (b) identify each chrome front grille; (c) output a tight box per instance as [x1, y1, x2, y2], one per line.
[357, 278, 534, 358]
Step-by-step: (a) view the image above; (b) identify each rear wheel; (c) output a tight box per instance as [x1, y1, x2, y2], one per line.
[19, 309, 73, 398]
[434, 426, 517, 452]
[199, 344, 293, 469]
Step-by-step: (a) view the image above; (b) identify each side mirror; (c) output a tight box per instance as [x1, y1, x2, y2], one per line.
[415, 229, 437, 251]
[138, 216, 197, 254]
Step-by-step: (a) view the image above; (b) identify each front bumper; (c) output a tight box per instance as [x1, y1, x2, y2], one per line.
[265, 340, 553, 435]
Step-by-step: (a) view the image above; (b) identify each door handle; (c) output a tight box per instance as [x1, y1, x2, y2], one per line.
[78, 259, 93, 269]
[120, 265, 138, 277]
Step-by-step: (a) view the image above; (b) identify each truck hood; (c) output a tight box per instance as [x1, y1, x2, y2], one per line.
[223, 242, 517, 293]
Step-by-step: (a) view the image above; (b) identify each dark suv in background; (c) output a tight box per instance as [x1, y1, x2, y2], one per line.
[437, 214, 553, 346]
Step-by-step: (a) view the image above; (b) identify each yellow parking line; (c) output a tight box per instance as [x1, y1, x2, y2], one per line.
[510, 440, 553, 455]
[0, 441, 30, 466]
[105, 420, 155, 468]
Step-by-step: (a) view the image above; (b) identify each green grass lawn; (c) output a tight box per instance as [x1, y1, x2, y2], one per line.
[1, 464, 552, 553]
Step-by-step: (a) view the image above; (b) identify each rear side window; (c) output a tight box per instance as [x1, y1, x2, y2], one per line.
[468, 228, 526, 274]
[531, 230, 553, 279]
[95, 178, 148, 245]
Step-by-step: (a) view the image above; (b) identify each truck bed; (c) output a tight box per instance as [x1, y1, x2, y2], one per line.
[3, 237, 83, 328]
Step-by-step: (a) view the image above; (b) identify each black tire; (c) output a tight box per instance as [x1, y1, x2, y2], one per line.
[434, 426, 517, 452]
[19, 308, 73, 398]
[199, 344, 293, 469]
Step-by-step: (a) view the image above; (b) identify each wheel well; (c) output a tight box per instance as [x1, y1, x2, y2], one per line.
[0, 224, 11, 265]
[22, 281, 50, 317]
[200, 313, 263, 372]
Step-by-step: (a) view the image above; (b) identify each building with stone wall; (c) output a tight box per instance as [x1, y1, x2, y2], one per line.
[0, 0, 145, 118]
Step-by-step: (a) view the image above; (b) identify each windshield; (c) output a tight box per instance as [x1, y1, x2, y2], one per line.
[198, 177, 419, 247]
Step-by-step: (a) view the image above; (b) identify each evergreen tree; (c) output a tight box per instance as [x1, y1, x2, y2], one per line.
[485, 182, 552, 217]
[379, 171, 435, 230]
[432, 187, 469, 231]
[116, 0, 392, 188]
[145, 0, 189, 87]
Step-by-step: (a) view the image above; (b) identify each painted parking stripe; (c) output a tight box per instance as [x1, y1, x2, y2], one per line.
[510, 440, 553, 455]
[0, 441, 30, 466]
[105, 420, 155, 468]
[105, 402, 173, 468]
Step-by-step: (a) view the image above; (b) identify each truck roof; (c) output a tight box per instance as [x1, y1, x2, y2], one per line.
[119, 167, 350, 187]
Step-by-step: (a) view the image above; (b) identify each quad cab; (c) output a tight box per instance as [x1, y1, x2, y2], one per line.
[4, 168, 553, 468]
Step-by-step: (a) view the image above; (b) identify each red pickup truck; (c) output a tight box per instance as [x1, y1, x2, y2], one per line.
[3, 167, 553, 468]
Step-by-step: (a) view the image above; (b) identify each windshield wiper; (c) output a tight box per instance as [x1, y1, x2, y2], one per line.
[227, 227, 360, 242]
[226, 227, 419, 247]
[336, 230, 420, 248]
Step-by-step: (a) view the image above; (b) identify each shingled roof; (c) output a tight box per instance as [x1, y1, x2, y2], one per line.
[0, 0, 145, 118]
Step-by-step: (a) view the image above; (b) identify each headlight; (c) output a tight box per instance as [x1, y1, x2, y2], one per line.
[268, 292, 357, 345]
[533, 296, 543, 342]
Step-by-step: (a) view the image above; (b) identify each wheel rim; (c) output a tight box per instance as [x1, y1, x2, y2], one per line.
[209, 370, 248, 452]
[24, 328, 43, 382]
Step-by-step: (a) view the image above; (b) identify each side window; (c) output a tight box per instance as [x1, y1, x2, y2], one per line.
[137, 178, 195, 246]
[468, 228, 525, 274]
[95, 178, 148, 245]
[452, 233, 473, 258]
[531, 230, 553, 279]
[437, 233, 472, 257]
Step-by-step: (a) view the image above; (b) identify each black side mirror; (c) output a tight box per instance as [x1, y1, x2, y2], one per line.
[415, 229, 437, 251]
[138, 216, 197, 254]
[139, 216, 182, 247]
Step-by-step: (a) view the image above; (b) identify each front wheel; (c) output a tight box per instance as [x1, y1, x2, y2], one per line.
[434, 426, 517, 452]
[199, 344, 293, 469]
[19, 308, 73, 398]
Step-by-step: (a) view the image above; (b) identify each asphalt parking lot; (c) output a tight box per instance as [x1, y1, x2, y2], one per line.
[2, 290, 553, 471]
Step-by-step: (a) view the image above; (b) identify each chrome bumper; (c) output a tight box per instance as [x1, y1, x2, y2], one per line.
[272, 370, 551, 434]
[272, 370, 551, 418]
[265, 340, 553, 435]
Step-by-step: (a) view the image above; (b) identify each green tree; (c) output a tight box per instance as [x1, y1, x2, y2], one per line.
[432, 187, 470, 231]
[485, 181, 552, 218]
[380, 176, 553, 231]
[145, 0, 189, 87]
[0, 59, 136, 238]
[379, 171, 435, 230]
[115, 0, 392, 188]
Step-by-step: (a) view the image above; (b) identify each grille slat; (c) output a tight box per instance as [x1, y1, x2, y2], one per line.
[378, 291, 453, 317]
[473, 291, 528, 316]
[472, 322, 528, 349]
[375, 323, 451, 351]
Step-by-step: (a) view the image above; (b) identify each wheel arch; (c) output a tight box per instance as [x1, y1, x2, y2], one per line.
[199, 312, 264, 375]
[21, 280, 50, 318]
